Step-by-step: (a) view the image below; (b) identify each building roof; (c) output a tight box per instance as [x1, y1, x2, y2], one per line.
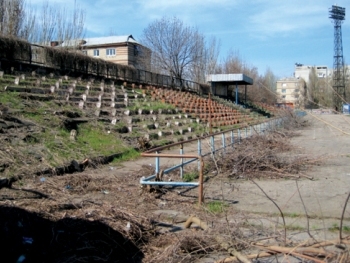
[277, 77, 300, 82]
[57, 35, 139, 47]
[81, 35, 138, 46]
[206, 74, 253, 85]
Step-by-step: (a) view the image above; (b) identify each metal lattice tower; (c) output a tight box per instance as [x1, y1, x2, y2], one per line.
[329, 5, 346, 111]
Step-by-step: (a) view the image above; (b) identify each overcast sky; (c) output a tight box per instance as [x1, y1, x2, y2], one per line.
[31, 0, 350, 78]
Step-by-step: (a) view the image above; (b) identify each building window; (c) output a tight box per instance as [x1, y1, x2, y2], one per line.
[106, 48, 116, 56]
[82, 50, 87, 55]
[282, 83, 287, 87]
[134, 45, 140, 56]
[282, 89, 286, 93]
[282, 95, 286, 99]
[93, 49, 99, 57]
[295, 89, 299, 92]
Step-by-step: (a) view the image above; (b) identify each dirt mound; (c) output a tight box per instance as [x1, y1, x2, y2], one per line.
[0, 206, 143, 262]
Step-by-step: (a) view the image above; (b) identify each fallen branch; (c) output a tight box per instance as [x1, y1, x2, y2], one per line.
[184, 215, 208, 230]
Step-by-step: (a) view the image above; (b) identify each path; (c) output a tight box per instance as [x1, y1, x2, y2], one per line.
[112, 114, 350, 241]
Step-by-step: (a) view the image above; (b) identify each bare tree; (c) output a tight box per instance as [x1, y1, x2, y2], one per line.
[0, 0, 22, 36]
[258, 67, 278, 104]
[141, 16, 206, 84]
[34, 1, 57, 45]
[190, 36, 221, 83]
[33, 0, 85, 47]
[0, 0, 85, 47]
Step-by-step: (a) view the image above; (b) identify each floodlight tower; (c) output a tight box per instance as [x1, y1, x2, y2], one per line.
[329, 5, 346, 112]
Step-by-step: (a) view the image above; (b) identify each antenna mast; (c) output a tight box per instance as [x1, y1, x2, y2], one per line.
[329, 5, 346, 111]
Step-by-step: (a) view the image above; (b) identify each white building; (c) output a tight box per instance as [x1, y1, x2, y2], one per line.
[294, 64, 331, 83]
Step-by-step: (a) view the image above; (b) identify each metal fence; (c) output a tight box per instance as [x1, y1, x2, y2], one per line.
[140, 117, 286, 204]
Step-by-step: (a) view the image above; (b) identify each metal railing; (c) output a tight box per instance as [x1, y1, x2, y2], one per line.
[140, 117, 286, 204]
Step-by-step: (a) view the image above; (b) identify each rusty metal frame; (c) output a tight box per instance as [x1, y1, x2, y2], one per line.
[140, 117, 285, 204]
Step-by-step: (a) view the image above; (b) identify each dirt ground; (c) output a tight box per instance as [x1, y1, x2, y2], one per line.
[1, 113, 350, 262]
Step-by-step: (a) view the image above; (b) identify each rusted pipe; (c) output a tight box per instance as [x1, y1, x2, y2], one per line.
[199, 157, 204, 204]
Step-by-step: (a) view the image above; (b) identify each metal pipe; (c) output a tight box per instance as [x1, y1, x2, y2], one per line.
[180, 143, 184, 178]
[199, 157, 204, 204]
[140, 180, 199, 187]
[210, 135, 215, 153]
[222, 133, 226, 154]
[235, 82, 238, 104]
[141, 157, 198, 183]
[197, 139, 202, 170]
[155, 151, 159, 174]
[231, 130, 234, 148]
[209, 92, 212, 134]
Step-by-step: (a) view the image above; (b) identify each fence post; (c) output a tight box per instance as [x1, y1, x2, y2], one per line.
[222, 133, 226, 154]
[210, 135, 215, 154]
[180, 143, 184, 178]
[155, 151, 160, 174]
[197, 139, 202, 170]
[231, 130, 234, 147]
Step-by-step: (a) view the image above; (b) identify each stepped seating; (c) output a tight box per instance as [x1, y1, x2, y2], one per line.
[144, 86, 256, 128]
[0, 72, 210, 145]
[0, 70, 264, 148]
[253, 102, 281, 116]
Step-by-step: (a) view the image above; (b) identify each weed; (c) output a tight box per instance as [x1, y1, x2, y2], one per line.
[183, 171, 198, 182]
[111, 148, 140, 164]
[127, 101, 175, 112]
[329, 223, 350, 232]
[285, 224, 304, 231]
[285, 212, 300, 218]
[0, 92, 22, 109]
[205, 200, 228, 214]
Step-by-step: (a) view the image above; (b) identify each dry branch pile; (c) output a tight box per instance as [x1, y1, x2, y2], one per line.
[214, 130, 317, 180]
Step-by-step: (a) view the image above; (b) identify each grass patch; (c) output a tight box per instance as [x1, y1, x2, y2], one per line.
[0, 92, 22, 109]
[285, 212, 300, 218]
[111, 148, 140, 164]
[329, 223, 350, 232]
[40, 122, 131, 165]
[77, 123, 128, 155]
[205, 200, 228, 214]
[285, 224, 304, 231]
[127, 101, 175, 112]
[183, 171, 199, 182]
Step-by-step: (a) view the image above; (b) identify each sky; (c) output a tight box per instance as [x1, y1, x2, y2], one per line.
[30, 0, 350, 79]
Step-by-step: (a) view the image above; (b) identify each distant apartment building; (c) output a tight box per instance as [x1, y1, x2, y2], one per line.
[276, 64, 331, 109]
[276, 77, 303, 109]
[294, 63, 330, 82]
[51, 35, 151, 70]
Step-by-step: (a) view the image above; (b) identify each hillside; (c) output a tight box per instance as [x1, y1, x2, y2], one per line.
[0, 69, 269, 183]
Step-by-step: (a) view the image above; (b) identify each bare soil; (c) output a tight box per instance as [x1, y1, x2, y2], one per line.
[1, 113, 350, 262]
